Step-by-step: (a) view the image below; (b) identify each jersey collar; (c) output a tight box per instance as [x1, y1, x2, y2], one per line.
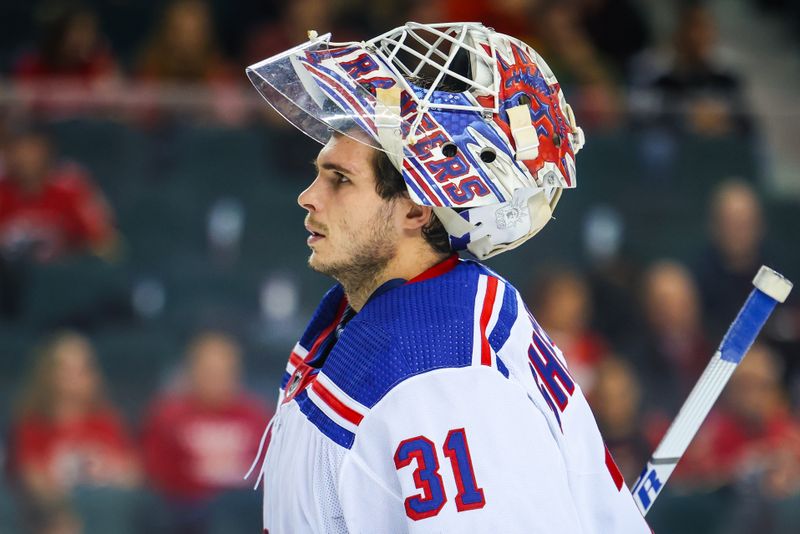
[363, 253, 460, 306]
[407, 253, 460, 284]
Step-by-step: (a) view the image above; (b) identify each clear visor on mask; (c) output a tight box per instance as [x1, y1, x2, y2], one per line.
[246, 34, 421, 155]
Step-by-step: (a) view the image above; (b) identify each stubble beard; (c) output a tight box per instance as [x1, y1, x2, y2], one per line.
[308, 203, 397, 297]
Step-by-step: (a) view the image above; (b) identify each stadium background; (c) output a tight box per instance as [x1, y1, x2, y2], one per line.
[1, 0, 799, 532]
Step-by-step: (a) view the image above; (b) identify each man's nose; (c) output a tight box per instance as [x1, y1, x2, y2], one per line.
[298, 178, 321, 212]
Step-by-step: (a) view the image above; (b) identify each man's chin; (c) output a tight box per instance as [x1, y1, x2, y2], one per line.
[308, 252, 352, 282]
[307, 252, 332, 275]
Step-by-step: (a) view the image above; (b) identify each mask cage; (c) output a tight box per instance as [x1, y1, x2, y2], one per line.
[370, 22, 500, 117]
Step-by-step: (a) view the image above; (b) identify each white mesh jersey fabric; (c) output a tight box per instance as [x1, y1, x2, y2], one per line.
[316, 438, 348, 533]
[261, 401, 348, 534]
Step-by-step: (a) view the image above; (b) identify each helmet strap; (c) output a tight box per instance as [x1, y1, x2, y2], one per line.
[375, 87, 404, 169]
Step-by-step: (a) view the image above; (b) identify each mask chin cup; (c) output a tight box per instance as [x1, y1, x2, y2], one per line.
[435, 188, 557, 260]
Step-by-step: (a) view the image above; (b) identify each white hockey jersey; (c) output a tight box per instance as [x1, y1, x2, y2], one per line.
[251, 255, 651, 533]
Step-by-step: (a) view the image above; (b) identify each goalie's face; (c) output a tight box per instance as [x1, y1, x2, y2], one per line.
[298, 134, 399, 281]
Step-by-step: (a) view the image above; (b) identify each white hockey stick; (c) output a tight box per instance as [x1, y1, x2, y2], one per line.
[631, 265, 793, 516]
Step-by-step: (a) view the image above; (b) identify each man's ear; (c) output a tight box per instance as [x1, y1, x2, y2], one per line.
[400, 198, 433, 231]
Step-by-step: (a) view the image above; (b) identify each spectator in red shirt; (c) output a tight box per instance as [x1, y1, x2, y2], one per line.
[141, 330, 272, 531]
[12, 2, 120, 118]
[667, 342, 800, 533]
[678, 343, 800, 485]
[8, 331, 141, 531]
[0, 127, 119, 264]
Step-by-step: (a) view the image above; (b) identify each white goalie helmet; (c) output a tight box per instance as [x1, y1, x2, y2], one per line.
[246, 22, 585, 259]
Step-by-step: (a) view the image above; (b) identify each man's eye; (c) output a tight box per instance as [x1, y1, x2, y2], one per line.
[334, 172, 350, 184]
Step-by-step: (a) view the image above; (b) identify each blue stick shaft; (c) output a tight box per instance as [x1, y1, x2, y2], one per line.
[718, 289, 778, 363]
[632, 286, 781, 515]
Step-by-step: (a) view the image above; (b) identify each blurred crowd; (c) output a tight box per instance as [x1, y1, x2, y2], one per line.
[0, 0, 776, 138]
[5, 329, 271, 534]
[1, 1, 800, 533]
[530, 176, 800, 484]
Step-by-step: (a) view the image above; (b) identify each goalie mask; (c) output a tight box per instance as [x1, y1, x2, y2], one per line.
[246, 22, 584, 259]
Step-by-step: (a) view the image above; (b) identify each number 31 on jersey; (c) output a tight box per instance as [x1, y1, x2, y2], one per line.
[393, 428, 486, 521]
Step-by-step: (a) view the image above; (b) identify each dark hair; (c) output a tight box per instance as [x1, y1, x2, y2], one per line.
[372, 150, 451, 254]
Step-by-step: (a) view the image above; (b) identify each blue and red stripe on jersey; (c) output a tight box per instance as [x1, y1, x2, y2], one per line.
[280, 257, 521, 449]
